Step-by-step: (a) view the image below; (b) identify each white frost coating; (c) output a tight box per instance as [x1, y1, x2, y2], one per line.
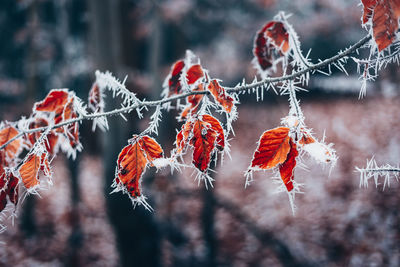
[95, 70, 142, 117]
[356, 158, 400, 189]
[302, 142, 337, 164]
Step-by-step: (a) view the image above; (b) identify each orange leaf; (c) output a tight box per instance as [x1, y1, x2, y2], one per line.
[253, 21, 289, 71]
[279, 139, 298, 192]
[0, 126, 22, 162]
[19, 153, 50, 189]
[19, 154, 41, 189]
[116, 136, 163, 199]
[250, 127, 290, 170]
[207, 80, 234, 113]
[361, 0, 400, 51]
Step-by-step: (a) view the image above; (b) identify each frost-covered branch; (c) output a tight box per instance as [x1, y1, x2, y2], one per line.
[0, 33, 372, 152]
[357, 158, 400, 189]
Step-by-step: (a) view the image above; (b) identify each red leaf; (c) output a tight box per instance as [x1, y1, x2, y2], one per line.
[250, 127, 291, 170]
[207, 80, 234, 113]
[361, 0, 400, 51]
[0, 126, 22, 162]
[116, 136, 163, 199]
[34, 90, 69, 114]
[7, 173, 19, 205]
[167, 60, 185, 96]
[253, 21, 290, 71]
[186, 64, 204, 85]
[279, 139, 298, 192]
[0, 170, 6, 212]
[179, 115, 224, 172]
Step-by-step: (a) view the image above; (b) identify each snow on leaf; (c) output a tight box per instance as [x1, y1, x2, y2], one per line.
[279, 139, 298, 192]
[249, 127, 291, 170]
[361, 0, 400, 51]
[302, 142, 336, 164]
[0, 126, 22, 163]
[253, 21, 289, 73]
[113, 135, 164, 210]
[207, 79, 234, 113]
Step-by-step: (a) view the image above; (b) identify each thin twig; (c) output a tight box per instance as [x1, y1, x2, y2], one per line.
[0, 34, 372, 151]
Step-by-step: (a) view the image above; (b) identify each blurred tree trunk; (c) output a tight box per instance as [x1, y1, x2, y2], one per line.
[87, 0, 161, 266]
[19, 0, 40, 237]
[202, 186, 217, 267]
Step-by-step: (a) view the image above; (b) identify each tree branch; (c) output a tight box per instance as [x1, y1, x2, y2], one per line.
[0, 33, 372, 151]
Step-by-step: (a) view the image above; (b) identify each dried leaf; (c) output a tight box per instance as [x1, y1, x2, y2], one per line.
[253, 21, 289, 71]
[0, 126, 22, 162]
[19, 153, 50, 189]
[34, 90, 69, 113]
[186, 64, 204, 85]
[88, 82, 103, 113]
[279, 139, 298, 192]
[361, 0, 400, 51]
[166, 60, 185, 96]
[177, 115, 224, 172]
[207, 79, 234, 113]
[250, 127, 291, 170]
[28, 118, 59, 154]
[179, 84, 204, 120]
[115, 135, 163, 199]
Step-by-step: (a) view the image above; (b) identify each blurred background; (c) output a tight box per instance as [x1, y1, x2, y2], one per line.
[0, 0, 400, 266]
